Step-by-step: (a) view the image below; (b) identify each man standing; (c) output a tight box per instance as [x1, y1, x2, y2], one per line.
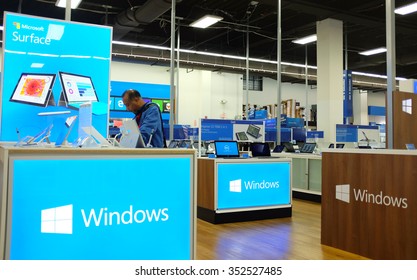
[122, 89, 166, 148]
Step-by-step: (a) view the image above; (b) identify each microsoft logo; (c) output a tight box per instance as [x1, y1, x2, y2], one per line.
[41, 204, 73, 234]
[335, 184, 350, 203]
[402, 99, 412, 114]
[229, 179, 242, 193]
[13, 22, 21, 29]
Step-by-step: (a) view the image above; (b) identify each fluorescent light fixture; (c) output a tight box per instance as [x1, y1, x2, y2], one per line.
[395, 2, 417, 15]
[189, 15, 223, 28]
[56, 0, 82, 9]
[359, 47, 387, 56]
[292, 34, 317, 45]
[0, 25, 3, 31]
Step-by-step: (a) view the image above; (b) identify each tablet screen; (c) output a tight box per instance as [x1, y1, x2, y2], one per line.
[10, 73, 56, 107]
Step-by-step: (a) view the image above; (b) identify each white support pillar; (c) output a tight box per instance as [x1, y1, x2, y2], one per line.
[353, 89, 369, 125]
[316, 18, 344, 142]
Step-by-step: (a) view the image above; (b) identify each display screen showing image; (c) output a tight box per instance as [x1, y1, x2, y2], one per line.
[10, 73, 56, 107]
[163, 100, 170, 113]
[214, 141, 239, 157]
[246, 124, 261, 138]
[59, 72, 98, 103]
[151, 99, 163, 112]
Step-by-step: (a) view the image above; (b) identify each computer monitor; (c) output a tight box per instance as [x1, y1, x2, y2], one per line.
[250, 142, 271, 157]
[59, 72, 99, 104]
[214, 141, 240, 158]
[10, 73, 56, 107]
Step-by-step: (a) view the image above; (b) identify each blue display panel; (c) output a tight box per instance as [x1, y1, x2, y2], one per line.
[1, 13, 112, 142]
[217, 161, 291, 210]
[8, 157, 193, 260]
[109, 81, 170, 120]
[343, 70, 353, 119]
[201, 119, 264, 141]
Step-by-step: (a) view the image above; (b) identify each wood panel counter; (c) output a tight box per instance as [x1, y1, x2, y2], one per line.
[321, 148, 417, 259]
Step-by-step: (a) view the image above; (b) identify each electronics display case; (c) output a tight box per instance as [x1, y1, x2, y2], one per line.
[197, 157, 292, 224]
[0, 146, 196, 260]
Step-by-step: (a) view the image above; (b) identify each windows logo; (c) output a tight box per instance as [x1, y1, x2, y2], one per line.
[229, 179, 242, 193]
[335, 184, 350, 203]
[402, 99, 412, 115]
[41, 204, 73, 234]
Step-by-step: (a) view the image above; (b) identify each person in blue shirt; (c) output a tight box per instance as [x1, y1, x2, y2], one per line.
[122, 89, 166, 148]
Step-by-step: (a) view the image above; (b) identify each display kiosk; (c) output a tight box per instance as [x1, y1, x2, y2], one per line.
[321, 149, 417, 259]
[197, 157, 292, 224]
[0, 146, 196, 260]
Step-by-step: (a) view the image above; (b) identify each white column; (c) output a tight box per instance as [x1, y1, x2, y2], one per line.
[353, 89, 369, 125]
[316, 18, 343, 142]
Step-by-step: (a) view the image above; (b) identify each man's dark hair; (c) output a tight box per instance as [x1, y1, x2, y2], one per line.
[122, 89, 141, 100]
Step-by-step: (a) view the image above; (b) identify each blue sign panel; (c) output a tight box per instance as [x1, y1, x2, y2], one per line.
[343, 70, 353, 119]
[9, 157, 192, 260]
[336, 124, 358, 142]
[307, 131, 324, 139]
[1, 13, 112, 142]
[217, 162, 291, 210]
[201, 119, 264, 141]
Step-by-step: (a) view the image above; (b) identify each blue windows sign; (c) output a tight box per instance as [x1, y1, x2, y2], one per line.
[216, 161, 291, 210]
[7, 157, 193, 260]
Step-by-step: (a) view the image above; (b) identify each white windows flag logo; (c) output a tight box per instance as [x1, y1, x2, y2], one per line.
[229, 179, 242, 193]
[336, 184, 350, 203]
[41, 204, 73, 234]
[402, 99, 412, 114]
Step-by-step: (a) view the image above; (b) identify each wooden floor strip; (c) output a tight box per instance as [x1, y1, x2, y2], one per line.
[196, 198, 368, 260]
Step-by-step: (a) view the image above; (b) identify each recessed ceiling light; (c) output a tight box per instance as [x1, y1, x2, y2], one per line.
[395, 2, 417, 15]
[56, 0, 82, 9]
[359, 47, 387, 56]
[189, 15, 223, 29]
[292, 34, 317, 45]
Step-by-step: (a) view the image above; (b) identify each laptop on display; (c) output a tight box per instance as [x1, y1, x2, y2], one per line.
[299, 143, 316, 153]
[58, 71, 108, 115]
[214, 141, 240, 158]
[235, 131, 249, 141]
[250, 142, 271, 157]
[406, 143, 416, 150]
[119, 119, 146, 148]
[246, 124, 262, 139]
[272, 145, 285, 153]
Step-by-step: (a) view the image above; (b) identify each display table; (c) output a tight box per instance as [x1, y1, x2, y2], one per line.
[272, 152, 322, 202]
[0, 145, 196, 260]
[197, 157, 292, 224]
[321, 149, 417, 259]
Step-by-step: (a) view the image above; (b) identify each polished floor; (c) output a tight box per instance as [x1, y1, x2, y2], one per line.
[196, 198, 368, 260]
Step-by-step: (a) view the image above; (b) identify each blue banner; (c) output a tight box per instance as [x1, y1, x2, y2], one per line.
[1, 13, 112, 141]
[201, 119, 264, 141]
[343, 70, 353, 120]
[9, 157, 192, 260]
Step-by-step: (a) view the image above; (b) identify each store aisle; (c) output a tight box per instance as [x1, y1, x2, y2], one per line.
[196, 199, 368, 260]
